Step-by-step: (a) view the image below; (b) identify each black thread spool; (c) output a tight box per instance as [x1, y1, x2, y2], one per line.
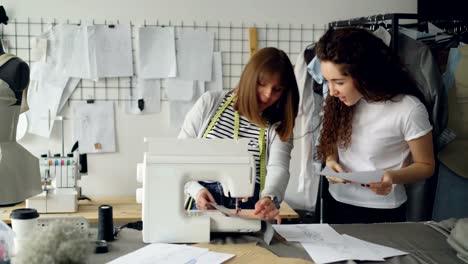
[98, 205, 114, 241]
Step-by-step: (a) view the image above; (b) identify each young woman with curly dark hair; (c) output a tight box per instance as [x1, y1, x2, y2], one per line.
[315, 28, 435, 224]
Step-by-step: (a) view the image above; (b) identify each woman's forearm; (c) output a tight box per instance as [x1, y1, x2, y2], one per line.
[386, 162, 435, 184]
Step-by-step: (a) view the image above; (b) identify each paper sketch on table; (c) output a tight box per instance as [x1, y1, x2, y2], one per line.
[319, 166, 383, 184]
[300, 234, 407, 264]
[166, 78, 194, 101]
[107, 243, 209, 264]
[176, 28, 214, 81]
[94, 24, 133, 78]
[138, 26, 177, 79]
[56, 24, 98, 81]
[30, 37, 47, 62]
[300, 241, 381, 264]
[342, 234, 408, 259]
[272, 224, 344, 243]
[206, 52, 223, 91]
[126, 79, 161, 114]
[73, 101, 116, 153]
[193, 250, 235, 264]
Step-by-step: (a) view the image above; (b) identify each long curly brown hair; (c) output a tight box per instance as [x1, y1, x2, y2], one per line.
[315, 28, 426, 162]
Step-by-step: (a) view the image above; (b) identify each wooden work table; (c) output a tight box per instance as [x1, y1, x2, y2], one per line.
[0, 196, 299, 224]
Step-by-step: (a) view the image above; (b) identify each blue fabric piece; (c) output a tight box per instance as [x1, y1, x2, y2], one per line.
[443, 48, 462, 93]
[307, 56, 328, 98]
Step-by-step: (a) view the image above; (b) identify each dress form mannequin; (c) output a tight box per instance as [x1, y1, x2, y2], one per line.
[0, 39, 41, 206]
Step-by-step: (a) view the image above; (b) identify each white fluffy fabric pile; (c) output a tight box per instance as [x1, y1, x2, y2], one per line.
[15, 221, 93, 264]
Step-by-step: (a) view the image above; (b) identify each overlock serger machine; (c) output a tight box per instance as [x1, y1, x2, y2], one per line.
[136, 138, 261, 243]
[25, 153, 81, 213]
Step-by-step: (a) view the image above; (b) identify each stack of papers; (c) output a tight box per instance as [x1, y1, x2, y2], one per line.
[107, 243, 234, 264]
[273, 224, 408, 264]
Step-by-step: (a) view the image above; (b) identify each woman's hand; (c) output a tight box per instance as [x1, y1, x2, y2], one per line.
[195, 188, 216, 210]
[325, 159, 349, 184]
[253, 197, 281, 224]
[367, 171, 393, 195]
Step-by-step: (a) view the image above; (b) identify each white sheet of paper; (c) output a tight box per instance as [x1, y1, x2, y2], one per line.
[107, 243, 209, 264]
[319, 166, 383, 184]
[342, 234, 408, 259]
[273, 224, 344, 243]
[198, 81, 205, 95]
[27, 26, 70, 137]
[30, 37, 47, 62]
[195, 251, 235, 264]
[73, 101, 116, 153]
[138, 26, 177, 79]
[57, 78, 80, 114]
[56, 24, 98, 81]
[166, 79, 194, 101]
[176, 29, 214, 81]
[301, 242, 359, 264]
[169, 81, 204, 129]
[206, 52, 223, 91]
[301, 233, 407, 264]
[94, 24, 133, 78]
[169, 100, 194, 129]
[126, 79, 161, 114]
[28, 63, 69, 138]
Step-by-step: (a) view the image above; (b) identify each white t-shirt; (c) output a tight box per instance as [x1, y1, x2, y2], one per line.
[329, 95, 432, 209]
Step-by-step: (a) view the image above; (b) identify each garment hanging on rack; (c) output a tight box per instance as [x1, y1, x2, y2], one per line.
[294, 48, 324, 211]
[397, 32, 447, 146]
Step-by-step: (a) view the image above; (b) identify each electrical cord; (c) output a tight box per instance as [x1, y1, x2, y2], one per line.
[78, 195, 92, 201]
[114, 221, 143, 237]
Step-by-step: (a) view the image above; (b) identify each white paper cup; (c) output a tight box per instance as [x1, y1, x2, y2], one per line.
[10, 208, 39, 255]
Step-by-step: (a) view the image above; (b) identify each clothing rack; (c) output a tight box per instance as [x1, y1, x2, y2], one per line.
[328, 13, 419, 54]
[329, 13, 468, 54]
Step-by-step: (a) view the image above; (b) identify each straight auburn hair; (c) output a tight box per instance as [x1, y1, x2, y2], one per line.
[234, 47, 299, 141]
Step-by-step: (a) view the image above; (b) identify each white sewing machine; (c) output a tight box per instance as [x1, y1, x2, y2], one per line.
[26, 154, 80, 213]
[136, 138, 262, 243]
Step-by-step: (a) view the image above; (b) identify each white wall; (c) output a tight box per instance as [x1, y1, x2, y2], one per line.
[2, 0, 417, 210]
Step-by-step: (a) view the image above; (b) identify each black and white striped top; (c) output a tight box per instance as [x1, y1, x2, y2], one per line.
[204, 94, 263, 183]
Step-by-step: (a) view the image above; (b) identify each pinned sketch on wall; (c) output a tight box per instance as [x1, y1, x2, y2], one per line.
[27, 78, 66, 138]
[27, 25, 75, 137]
[138, 26, 177, 79]
[169, 81, 204, 128]
[126, 79, 161, 114]
[57, 78, 80, 114]
[56, 24, 98, 81]
[73, 101, 116, 153]
[30, 37, 47, 62]
[176, 29, 214, 81]
[166, 79, 194, 101]
[206, 52, 223, 92]
[94, 24, 133, 78]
